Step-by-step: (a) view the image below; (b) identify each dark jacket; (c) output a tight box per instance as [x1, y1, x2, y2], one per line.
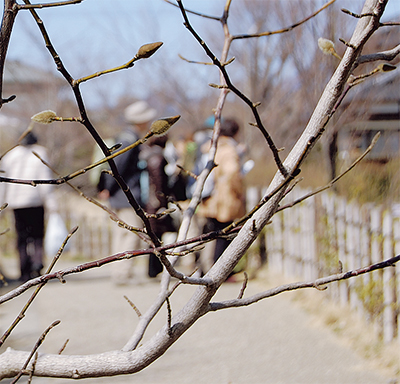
[102, 129, 144, 209]
[140, 137, 175, 235]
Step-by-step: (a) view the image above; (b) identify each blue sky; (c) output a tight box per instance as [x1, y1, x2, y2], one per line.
[5, 0, 400, 109]
[6, 0, 223, 107]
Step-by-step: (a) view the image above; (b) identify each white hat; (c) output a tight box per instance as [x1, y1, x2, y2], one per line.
[124, 101, 157, 124]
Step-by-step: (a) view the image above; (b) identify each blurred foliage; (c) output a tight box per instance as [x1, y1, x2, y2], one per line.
[355, 277, 385, 321]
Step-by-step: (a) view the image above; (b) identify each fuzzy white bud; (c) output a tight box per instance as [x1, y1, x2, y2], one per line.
[318, 38, 335, 55]
[31, 110, 57, 124]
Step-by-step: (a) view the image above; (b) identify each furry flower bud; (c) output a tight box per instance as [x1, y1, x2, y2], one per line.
[150, 115, 180, 136]
[31, 110, 57, 124]
[318, 38, 335, 55]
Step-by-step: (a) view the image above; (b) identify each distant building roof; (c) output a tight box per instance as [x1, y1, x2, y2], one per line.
[3, 60, 64, 86]
[345, 67, 400, 103]
[346, 120, 400, 131]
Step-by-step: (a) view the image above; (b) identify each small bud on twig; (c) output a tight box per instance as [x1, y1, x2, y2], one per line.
[377, 63, 396, 72]
[318, 37, 334, 54]
[318, 37, 341, 60]
[150, 115, 180, 136]
[209, 83, 228, 89]
[31, 110, 57, 124]
[109, 143, 122, 152]
[135, 42, 163, 60]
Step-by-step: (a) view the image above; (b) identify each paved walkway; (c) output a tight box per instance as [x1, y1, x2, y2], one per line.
[0, 257, 395, 384]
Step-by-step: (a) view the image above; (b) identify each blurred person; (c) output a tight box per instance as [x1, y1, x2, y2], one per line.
[200, 118, 246, 272]
[140, 135, 177, 278]
[186, 117, 214, 200]
[0, 132, 56, 282]
[98, 100, 156, 284]
[163, 137, 187, 203]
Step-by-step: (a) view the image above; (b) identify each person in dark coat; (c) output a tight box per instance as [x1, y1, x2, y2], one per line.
[140, 135, 176, 277]
[99, 101, 157, 284]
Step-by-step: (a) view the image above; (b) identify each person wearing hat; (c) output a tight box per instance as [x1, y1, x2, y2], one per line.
[98, 100, 157, 284]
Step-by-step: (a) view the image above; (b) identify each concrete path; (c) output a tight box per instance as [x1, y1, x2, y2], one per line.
[0, 257, 394, 384]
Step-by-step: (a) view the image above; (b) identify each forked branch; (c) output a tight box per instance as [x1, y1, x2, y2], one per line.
[208, 255, 400, 311]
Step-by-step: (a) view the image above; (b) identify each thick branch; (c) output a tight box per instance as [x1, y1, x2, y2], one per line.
[0, 0, 392, 381]
[0, 0, 18, 107]
[356, 43, 400, 64]
[1, 252, 397, 379]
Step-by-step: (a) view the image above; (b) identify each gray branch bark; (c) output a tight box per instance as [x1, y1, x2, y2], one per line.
[0, 0, 391, 379]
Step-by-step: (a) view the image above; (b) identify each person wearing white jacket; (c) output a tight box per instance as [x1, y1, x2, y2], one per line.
[0, 131, 55, 282]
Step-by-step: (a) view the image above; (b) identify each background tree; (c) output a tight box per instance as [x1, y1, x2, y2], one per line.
[0, 0, 399, 380]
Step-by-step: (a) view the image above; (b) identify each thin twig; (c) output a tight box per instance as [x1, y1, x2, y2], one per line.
[162, 0, 220, 21]
[0, 131, 153, 186]
[237, 272, 248, 299]
[167, 268, 198, 298]
[19, 0, 82, 9]
[0, 233, 221, 305]
[177, 0, 287, 177]
[58, 339, 69, 355]
[10, 320, 61, 384]
[33, 152, 150, 244]
[232, 0, 336, 39]
[220, 166, 301, 236]
[166, 297, 172, 337]
[27, 352, 38, 384]
[379, 21, 400, 26]
[208, 255, 400, 311]
[124, 295, 142, 318]
[340, 8, 375, 19]
[277, 132, 380, 212]
[0, 227, 77, 347]
[22, 0, 161, 247]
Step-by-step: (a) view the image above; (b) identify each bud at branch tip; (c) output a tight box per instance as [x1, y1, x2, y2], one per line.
[135, 42, 163, 60]
[31, 110, 57, 124]
[150, 115, 180, 136]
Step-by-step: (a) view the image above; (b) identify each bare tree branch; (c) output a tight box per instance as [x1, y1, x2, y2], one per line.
[18, 0, 83, 10]
[162, 0, 221, 21]
[232, 0, 336, 39]
[20, 0, 162, 246]
[277, 131, 380, 212]
[10, 320, 60, 383]
[0, 0, 397, 380]
[208, 255, 400, 311]
[357, 43, 400, 64]
[0, 0, 19, 107]
[176, 0, 288, 177]
[0, 226, 77, 347]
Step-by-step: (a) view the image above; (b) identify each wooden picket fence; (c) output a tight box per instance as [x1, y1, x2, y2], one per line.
[55, 189, 400, 344]
[248, 187, 400, 344]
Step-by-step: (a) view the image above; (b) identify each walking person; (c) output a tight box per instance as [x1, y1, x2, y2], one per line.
[0, 131, 56, 282]
[98, 100, 157, 284]
[140, 135, 177, 278]
[200, 118, 246, 269]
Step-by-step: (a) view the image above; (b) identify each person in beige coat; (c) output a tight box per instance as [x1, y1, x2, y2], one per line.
[201, 118, 246, 264]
